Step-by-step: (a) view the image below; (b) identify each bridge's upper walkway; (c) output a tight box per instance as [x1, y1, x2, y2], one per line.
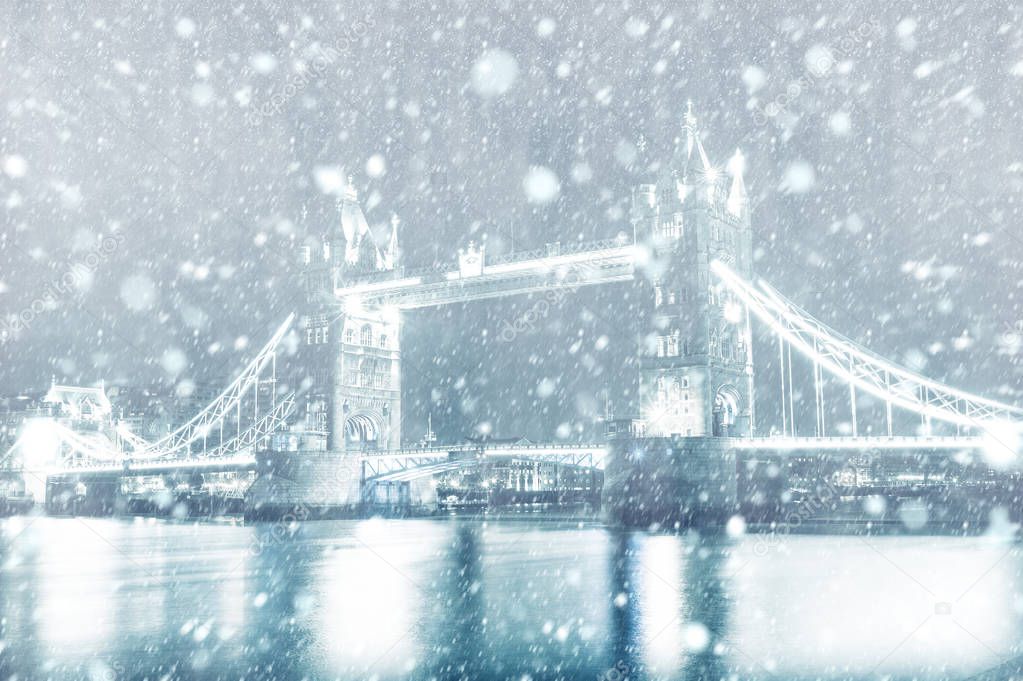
[333, 237, 639, 309]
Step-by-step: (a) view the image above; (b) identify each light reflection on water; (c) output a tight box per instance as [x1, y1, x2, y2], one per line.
[0, 516, 1020, 680]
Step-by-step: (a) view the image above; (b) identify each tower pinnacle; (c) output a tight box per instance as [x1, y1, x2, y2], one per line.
[727, 148, 748, 218]
[680, 101, 711, 183]
[384, 213, 400, 270]
[343, 174, 358, 202]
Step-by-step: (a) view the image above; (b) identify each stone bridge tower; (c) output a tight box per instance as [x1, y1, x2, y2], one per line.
[631, 104, 755, 438]
[301, 178, 402, 452]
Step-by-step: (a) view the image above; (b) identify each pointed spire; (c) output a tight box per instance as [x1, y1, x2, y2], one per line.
[681, 100, 712, 182]
[383, 213, 400, 270]
[343, 174, 358, 203]
[727, 148, 748, 218]
[337, 174, 378, 267]
[425, 413, 437, 445]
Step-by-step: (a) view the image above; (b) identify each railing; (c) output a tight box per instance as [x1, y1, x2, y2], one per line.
[362, 442, 609, 458]
[336, 236, 634, 289]
[736, 435, 987, 450]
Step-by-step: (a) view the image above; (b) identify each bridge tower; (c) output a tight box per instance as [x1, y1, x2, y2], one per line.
[302, 178, 402, 452]
[631, 104, 755, 438]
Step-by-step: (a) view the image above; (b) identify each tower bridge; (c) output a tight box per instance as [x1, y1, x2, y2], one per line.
[4, 106, 1023, 524]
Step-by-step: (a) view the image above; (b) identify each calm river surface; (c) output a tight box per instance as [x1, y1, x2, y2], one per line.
[0, 516, 1020, 680]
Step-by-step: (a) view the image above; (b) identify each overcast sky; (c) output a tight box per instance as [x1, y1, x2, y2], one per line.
[2, 1, 1023, 441]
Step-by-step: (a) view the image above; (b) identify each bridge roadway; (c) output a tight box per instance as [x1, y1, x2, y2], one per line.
[47, 435, 992, 480]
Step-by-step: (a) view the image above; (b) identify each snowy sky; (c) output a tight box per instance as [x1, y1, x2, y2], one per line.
[2, 2, 1022, 441]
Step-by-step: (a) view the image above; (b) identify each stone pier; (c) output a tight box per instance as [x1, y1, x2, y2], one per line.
[603, 436, 739, 528]
[244, 449, 362, 520]
[243, 449, 438, 519]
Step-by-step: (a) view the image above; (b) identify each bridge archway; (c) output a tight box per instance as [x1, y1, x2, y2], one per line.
[344, 409, 386, 451]
[713, 385, 742, 437]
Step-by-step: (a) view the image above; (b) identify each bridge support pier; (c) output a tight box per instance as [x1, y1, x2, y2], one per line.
[603, 437, 739, 528]
[244, 449, 362, 520]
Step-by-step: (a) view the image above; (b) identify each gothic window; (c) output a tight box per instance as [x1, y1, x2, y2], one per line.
[360, 324, 373, 346]
[379, 334, 388, 349]
[359, 359, 373, 387]
[345, 328, 355, 344]
[306, 329, 313, 345]
[671, 379, 682, 401]
[654, 286, 663, 307]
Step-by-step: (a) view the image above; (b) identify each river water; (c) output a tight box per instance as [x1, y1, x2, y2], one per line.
[0, 515, 1020, 680]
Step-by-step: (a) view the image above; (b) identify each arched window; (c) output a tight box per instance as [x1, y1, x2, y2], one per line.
[670, 379, 682, 401]
[379, 334, 388, 349]
[344, 327, 355, 344]
[360, 324, 373, 346]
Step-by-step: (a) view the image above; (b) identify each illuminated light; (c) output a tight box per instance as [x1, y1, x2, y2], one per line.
[343, 295, 365, 316]
[723, 301, 744, 324]
[980, 420, 1022, 470]
[19, 418, 61, 500]
[727, 148, 746, 176]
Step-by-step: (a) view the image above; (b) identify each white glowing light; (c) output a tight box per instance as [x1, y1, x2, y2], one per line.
[19, 418, 61, 500]
[20, 419, 61, 470]
[980, 420, 1022, 470]
[723, 301, 744, 324]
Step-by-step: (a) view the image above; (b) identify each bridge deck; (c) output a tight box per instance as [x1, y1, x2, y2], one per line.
[334, 240, 638, 309]
[734, 435, 987, 451]
[43, 435, 992, 479]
